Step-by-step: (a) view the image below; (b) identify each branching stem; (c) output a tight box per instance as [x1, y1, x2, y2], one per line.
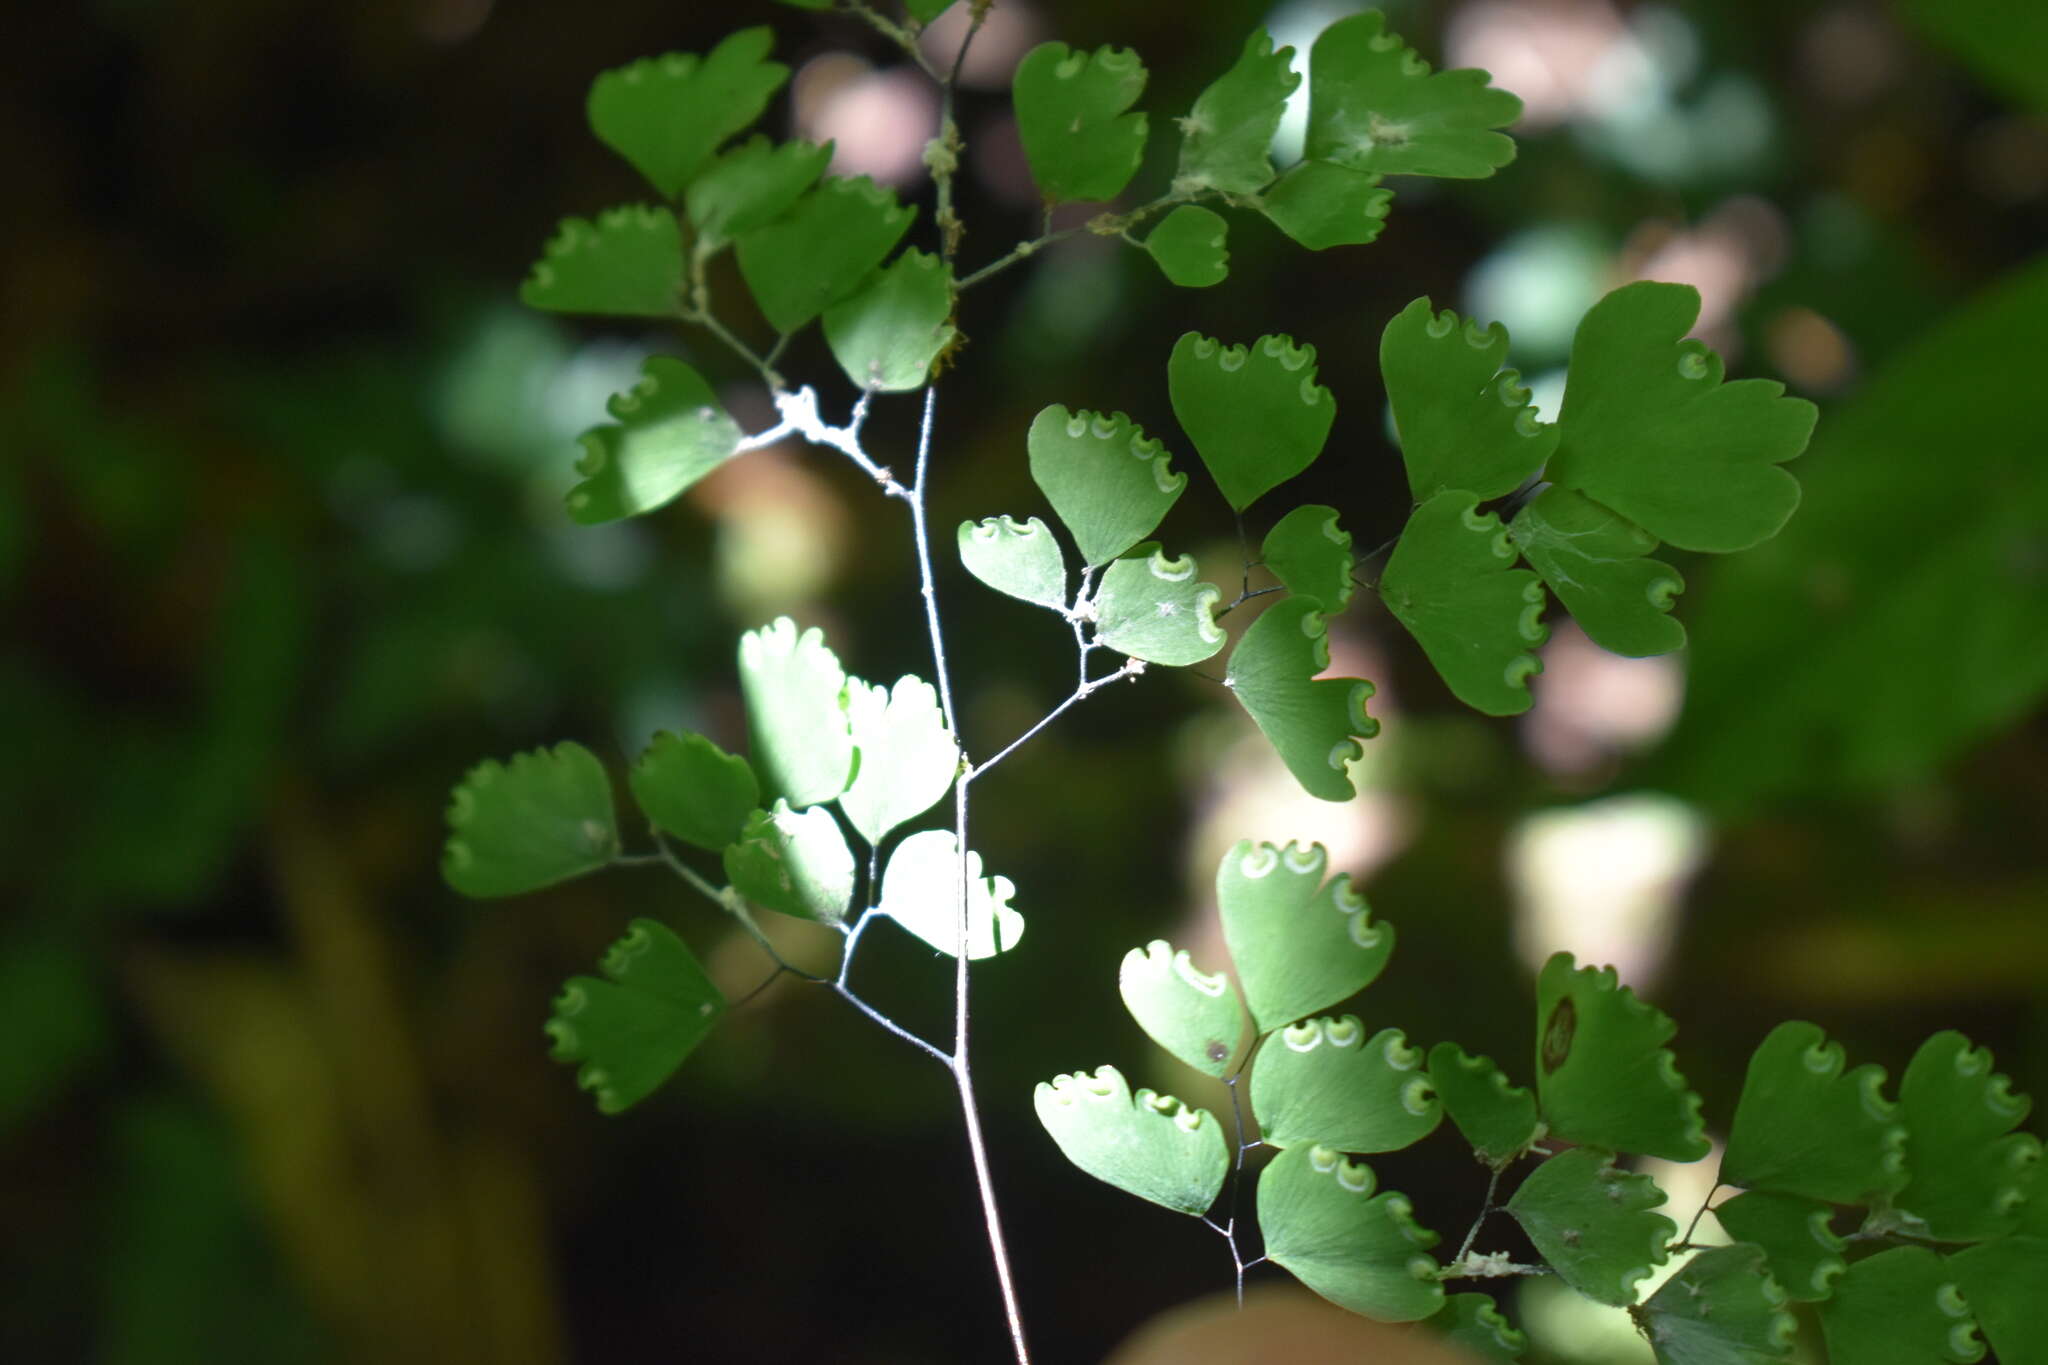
[1454, 1164, 1507, 1264]
[966, 657, 1145, 784]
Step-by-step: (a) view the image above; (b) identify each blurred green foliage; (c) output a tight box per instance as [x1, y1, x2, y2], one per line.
[3, 1, 2045, 1361]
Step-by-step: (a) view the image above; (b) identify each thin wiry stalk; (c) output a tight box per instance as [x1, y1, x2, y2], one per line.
[906, 382, 1033, 1362]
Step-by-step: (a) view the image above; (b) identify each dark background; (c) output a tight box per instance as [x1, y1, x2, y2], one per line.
[4, 0, 2045, 1361]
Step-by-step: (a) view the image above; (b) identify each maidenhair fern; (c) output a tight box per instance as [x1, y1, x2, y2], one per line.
[1047, 843, 2046, 1361]
[437, 4, 2043, 1360]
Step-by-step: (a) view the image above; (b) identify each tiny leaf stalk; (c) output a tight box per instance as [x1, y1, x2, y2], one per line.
[442, 3, 2046, 1360]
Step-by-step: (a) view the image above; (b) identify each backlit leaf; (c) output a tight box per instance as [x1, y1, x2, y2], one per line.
[1711, 1191, 1847, 1303]
[840, 675, 959, 846]
[565, 356, 743, 525]
[1257, 160, 1392, 250]
[1548, 282, 1817, 553]
[957, 515, 1069, 612]
[588, 31, 787, 199]
[519, 206, 684, 318]
[1431, 1293, 1527, 1362]
[1174, 30, 1298, 195]
[1427, 1042, 1542, 1168]
[1251, 1017, 1440, 1153]
[736, 617, 855, 808]
[1118, 940, 1244, 1078]
[1630, 1244, 1798, 1365]
[1027, 405, 1185, 568]
[722, 801, 856, 926]
[1506, 1146, 1674, 1307]
[1722, 1020, 1908, 1207]
[627, 731, 758, 852]
[444, 741, 618, 898]
[1816, 1246, 1985, 1364]
[876, 830, 1023, 959]
[1168, 332, 1336, 512]
[1534, 952, 1711, 1162]
[686, 135, 831, 249]
[1144, 205, 1229, 288]
[1947, 1236, 2048, 1365]
[735, 177, 916, 333]
[1379, 491, 1547, 716]
[1034, 1065, 1226, 1215]
[1215, 839, 1392, 1034]
[1013, 42, 1149, 204]
[1893, 1031, 2040, 1241]
[1224, 597, 1379, 801]
[1305, 11, 1521, 179]
[1509, 486, 1685, 657]
[545, 918, 724, 1114]
[1258, 1144, 1444, 1323]
[1091, 543, 1226, 666]
[1380, 297, 1555, 502]
[1261, 504, 1354, 611]
[822, 248, 957, 392]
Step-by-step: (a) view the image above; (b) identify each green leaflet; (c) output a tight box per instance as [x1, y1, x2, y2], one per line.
[1026, 405, 1185, 568]
[1510, 486, 1686, 658]
[1033, 1065, 1226, 1216]
[722, 801, 856, 926]
[627, 730, 758, 852]
[520, 206, 684, 318]
[1143, 205, 1229, 288]
[566, 356, 744, 525]
[1430, 1293, 1527, 1362]
[588, 30, 787, 199]
[957, 515, 1069, 612]
[1534, 952, 1711, 1162]
[1948, 1236, 2048, 1365]
[1816, 1246, 1985, 1365]
[686, 135, 831, 250]
[1223, 597, 1379, 802]
[1090, 544, 1225, 667]
[1712, 1191, 1848, 1303]
[1118, 940, 1244, 1078]
[1257, 160, 1392, 250]
[876, 830, 1023, 959]
[1893, 1031, 2040, 1241]
[736, 617, 855, 809]
[443, 741, 618, 898]
[839, 675, 959, 846]
[1629, 1244, 1798, 1365]
[1168, 332, 1336, 512]
[545, 918, 725, 1115]
[1173, 30, 1298, 195]
[735, 177, 917, 333]
[1261, 504, 1354, 611]
[1214, 839, 1392, 1034]
[1655, 255, 2048, 808]
[1250, 1017, 1440, 1153]
[1426, 1042, 1542, 1168]
[1722, 1020, 1908, 1207]
[904, 0, 954, 22]
[1549, 281, 1817, 553]
[1257, 1145, 1444, 1323]
[1012, 42, 1149, 204]
[1379, 491, 1547, 717]
[1305, 11, 1521, 179]
[1505, 1147, 1674, 1307]
[822, 248, 957, 392]
[1380, 297, 1556, 502]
